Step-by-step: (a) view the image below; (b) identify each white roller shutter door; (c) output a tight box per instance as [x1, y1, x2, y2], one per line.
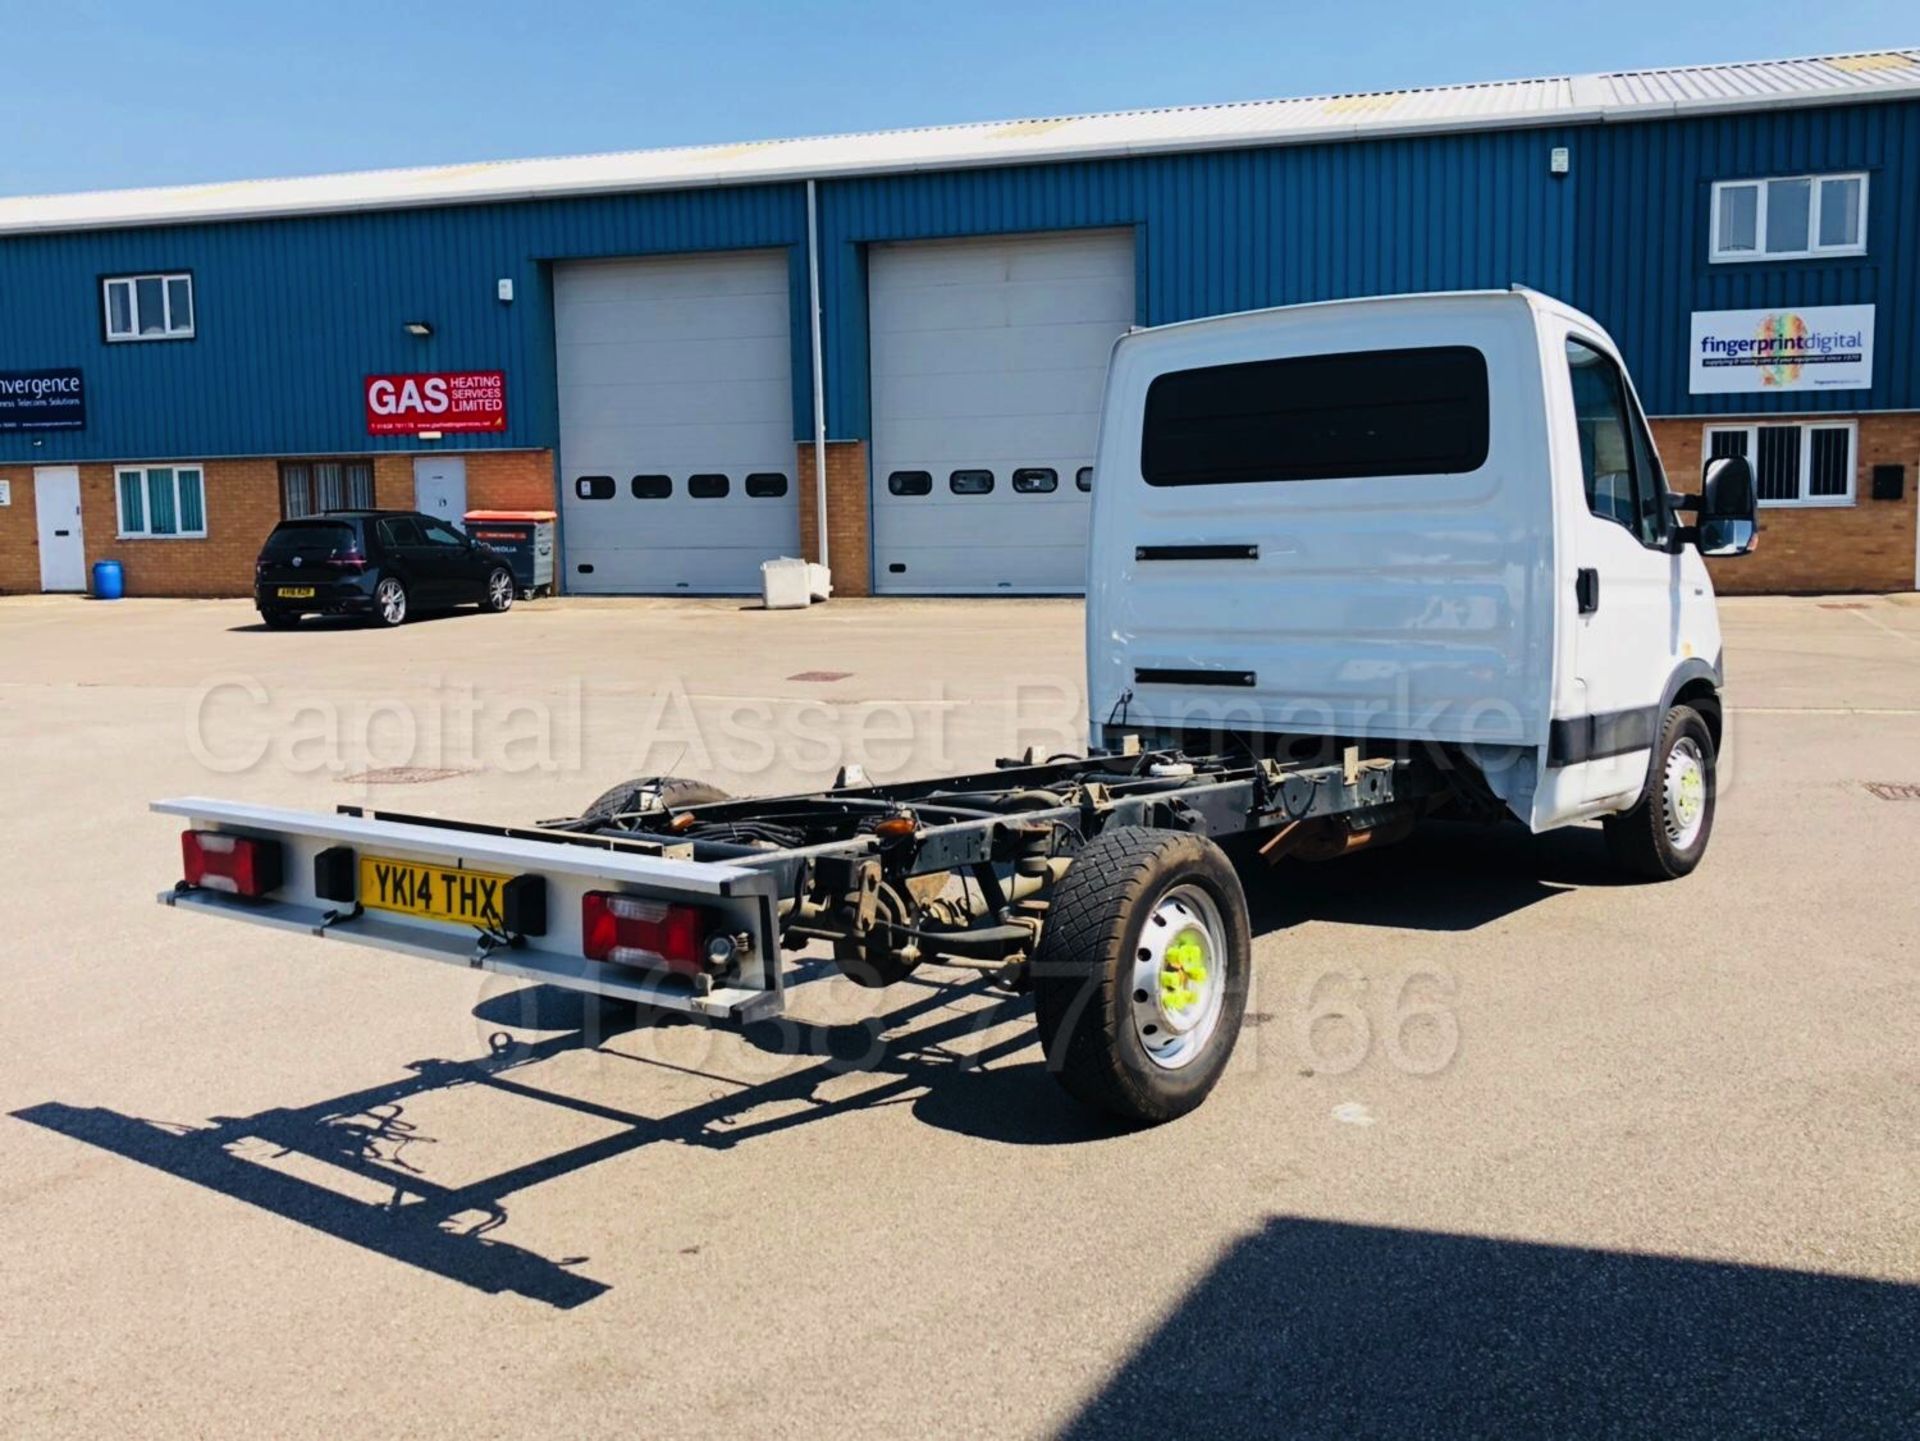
[869, 230, 1134, 594]
[555, 250, 797, 594]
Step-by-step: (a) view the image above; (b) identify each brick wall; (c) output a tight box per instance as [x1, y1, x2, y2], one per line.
[12, 427, 1909, 600]
[85, 459, 281, 597]
[795, 440, 871, 597]
[371, 449, 553, 515]
[1649, 414, 1918, 595]
[0, 449, 554, 598]
[0, 467, 46, 594]
[0, 459, 286, 598]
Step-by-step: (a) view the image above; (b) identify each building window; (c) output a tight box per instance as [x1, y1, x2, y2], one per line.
[1012, 467, 1058, 494]
[687, 473, 730, 498]
[1710, 174, 1868, 262]
[116, 465, 206, 537]
[575, 475, 615, 500]
[1704, 421, 1856, 506]
[103, 273, 195, 341]
[745, 472, 789, 498]
[887, 471, 932, 497]
[280, 460, 373, 518]
[1076, 467, 1093, 492]
[950, 469, 994, 495]
[631, 475, 672, 499]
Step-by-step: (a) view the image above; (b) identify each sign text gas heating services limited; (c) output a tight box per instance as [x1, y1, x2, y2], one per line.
[363, 371, 507, 436]
[1689, 305, 1874, 395]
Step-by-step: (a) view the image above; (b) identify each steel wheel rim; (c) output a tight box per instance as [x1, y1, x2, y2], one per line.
[488, 570, 514, 609]
[377, 580, 406, 624]
[1129, 882, 1228, 1071]
[1663, 736, 1708, 849]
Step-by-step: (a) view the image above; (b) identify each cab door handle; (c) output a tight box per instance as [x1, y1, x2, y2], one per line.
[1576, 568, 1600, 615]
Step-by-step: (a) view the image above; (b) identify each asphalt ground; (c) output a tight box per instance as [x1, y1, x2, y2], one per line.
[1, 591, 1915, 1438]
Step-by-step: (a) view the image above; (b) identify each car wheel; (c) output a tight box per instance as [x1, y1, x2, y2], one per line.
[1602, 704, 1716, 880]
[258, 609, 301, 630]
[483, 567, 515, 613]
[373, 577, 409, 627]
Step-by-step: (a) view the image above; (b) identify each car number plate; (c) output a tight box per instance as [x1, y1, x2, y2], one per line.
[276, 586, 316, 599]
[360, 855, 511, 927]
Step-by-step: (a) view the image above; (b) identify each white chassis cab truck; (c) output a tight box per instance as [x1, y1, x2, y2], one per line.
[157, 288, 1756, 1127]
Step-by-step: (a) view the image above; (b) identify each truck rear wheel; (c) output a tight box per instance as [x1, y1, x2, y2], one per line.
[1031, 827, 1250, 1126]
[1602, 704, 1716, 880]
[582, 775, 731, 822]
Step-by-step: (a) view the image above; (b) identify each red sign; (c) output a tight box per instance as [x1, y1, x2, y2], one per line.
[364, 371, 506, 435]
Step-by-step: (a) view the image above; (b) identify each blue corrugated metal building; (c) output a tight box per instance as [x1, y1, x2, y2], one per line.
[1, 48, 1915, 597]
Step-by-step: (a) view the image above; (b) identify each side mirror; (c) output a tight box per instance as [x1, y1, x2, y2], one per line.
[1690, 454, 1758, 558]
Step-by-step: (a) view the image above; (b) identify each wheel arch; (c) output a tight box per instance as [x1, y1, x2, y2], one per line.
[1661, 655, 1723, 754]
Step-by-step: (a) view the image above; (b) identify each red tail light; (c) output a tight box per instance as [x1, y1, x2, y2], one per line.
[327, 549, 368, 572]
[582, 892, 712, 973]
[181, 830, 284, 897]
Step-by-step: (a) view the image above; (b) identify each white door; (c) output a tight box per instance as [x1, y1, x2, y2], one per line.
[554, 250, 798, 594]
[1558, 330, 1683, 809]
[413, 457, 468, 530]
[869, 230, 1134, 594]
[33, 467, 86, 592]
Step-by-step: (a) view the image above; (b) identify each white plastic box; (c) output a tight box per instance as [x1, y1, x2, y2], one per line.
[761, 557, 812, 610]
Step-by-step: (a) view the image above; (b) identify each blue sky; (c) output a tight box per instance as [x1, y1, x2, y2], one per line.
[1, 1, 1912, 196]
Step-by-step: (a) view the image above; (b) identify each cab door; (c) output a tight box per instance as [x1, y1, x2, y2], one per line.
[1555, 333, 1683, 809]
[375, 516, 442, 604]
[418, 516, 485, 603]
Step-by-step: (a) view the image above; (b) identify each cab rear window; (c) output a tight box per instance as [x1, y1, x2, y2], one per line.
[1141, 345, 1490, 486]
[261, 521, 357, 559]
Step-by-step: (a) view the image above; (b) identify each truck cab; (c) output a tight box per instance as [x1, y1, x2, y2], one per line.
[1087, 287, 1756, 875]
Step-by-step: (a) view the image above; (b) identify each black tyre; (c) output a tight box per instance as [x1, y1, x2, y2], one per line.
[372, 576, 409, 627]
[258, 609, 301, 630]
[582, 774, 731, 821]
[482, 566, 515, 613]
[1031, 827, 1251, 1126]
[1602, 704, 1716, 881]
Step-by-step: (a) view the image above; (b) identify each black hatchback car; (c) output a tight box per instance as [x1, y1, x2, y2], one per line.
[254, 511, 517, 628]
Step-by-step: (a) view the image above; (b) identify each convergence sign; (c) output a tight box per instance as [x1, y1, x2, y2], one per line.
[0, 368, 86, 431]
[364, 371, 507, 435]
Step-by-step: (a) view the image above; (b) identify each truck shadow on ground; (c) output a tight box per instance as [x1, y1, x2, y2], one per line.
[9, 968, 1095, 1309]
[1058, 1214, 1919, 1440]
[12, 822, 1626, 1311]
[1243, 817, 1630, 934]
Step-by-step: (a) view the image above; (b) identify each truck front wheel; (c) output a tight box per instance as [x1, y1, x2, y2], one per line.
[1602, 704, 1717, 880]
[1032, 827, 1250, 1126]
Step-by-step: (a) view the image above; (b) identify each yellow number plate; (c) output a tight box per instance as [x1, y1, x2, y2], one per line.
[360, 855, 510, 927]
[277, 586, 316, 599]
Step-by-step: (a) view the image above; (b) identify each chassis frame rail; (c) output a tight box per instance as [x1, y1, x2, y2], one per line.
[156, 746, 1407, 1023]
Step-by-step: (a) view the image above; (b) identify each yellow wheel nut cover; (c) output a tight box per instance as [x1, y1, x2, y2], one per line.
[1161, 929, 1208, 1010]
